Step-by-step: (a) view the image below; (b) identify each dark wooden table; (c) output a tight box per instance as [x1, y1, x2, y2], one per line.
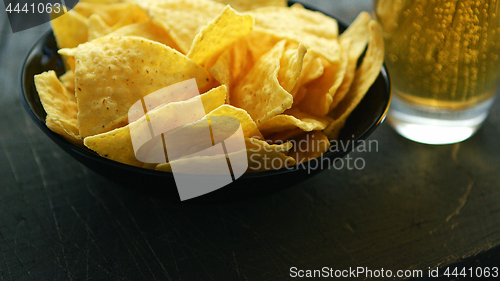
[1, 1, 499, 280]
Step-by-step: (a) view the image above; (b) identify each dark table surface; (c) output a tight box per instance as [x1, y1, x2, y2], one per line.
[1, 1, 500, 280]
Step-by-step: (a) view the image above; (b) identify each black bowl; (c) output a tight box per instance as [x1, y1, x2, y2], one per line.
[20, 5, 391, 204]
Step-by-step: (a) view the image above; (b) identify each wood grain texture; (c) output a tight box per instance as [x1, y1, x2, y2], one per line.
[1, 1, 499, 280]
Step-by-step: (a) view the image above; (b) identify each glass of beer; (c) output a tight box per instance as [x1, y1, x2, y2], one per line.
[374, 0, 500, 144]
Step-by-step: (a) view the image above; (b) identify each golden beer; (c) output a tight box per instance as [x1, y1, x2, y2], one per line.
[375, 0, 500, 109]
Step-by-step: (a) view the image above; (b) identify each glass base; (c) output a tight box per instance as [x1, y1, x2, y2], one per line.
[388, 93, 495, 145]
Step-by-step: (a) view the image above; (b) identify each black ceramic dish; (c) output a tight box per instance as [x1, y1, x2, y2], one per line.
[21, 4, 391, 203]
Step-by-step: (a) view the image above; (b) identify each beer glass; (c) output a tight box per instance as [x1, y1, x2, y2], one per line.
[374, 0, 500, 144]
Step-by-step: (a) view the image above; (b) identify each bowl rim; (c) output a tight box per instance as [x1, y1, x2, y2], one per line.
[20, 8, 392, 180]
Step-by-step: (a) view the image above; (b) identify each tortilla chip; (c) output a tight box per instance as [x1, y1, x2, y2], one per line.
[73, 36, 210, 137]
[155, 149, 246, 174]
[84, 124, 147, 168]
[258, 108, 333, 138]
[74, 2, 143, 26]
[111, 4, 150, 29]
[245, 29, 283, 62]
[34, 71, 80, 140]
[210, 38, 253, 103]
[59, 70, 76, 100]
[155, 103, 263, 162]
[50, 8, 88, 49]
[290, 53, 324, 100]
[187, 6, 254, 68]
[248, 4, 340, 63]
[104, 21, 181, 51]
[156, 138, 295, 173]
[81, 0, 125, 3]
[245, 138, 295, 172]
[86, 5, 150, 40]
[298, 38, 350, 116]
[324, 20, 385, 139]
[130, 84, 228, 164]
[87, 14, 112, 41]
[231, 40, 293, 125]
[137, 0, 226, 53]
[278, 43, 308, 93]
[329, 12, 371, 111]
[84, 86, 226, 167]
[158, 120, 247, 167]
[207, 104, 263, 139]
[201, 85, 229, 112]
[211, 0, 287, 11]
[287, 131, 330, 164]
[265, 128, 302, 144]
[46, 117, 83, 146]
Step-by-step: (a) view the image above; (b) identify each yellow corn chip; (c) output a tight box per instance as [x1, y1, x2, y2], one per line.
[84, 86, 226, 167]
[157, 103, 263, 161]
[86, 5, 150, 41]
[298, 38, 350, 116]
[149, 102, 260, 163]
[111, 5, 149, 30]
[58, 47, 77, 58]
[292, 87, 308, 109]
[207, 104, 263, 139]
[103, 21, 181, 51]
[245, 29, 282, 61]
[84, 124, 146, 168]
[187, 6, 254, 68]
[87, 14, 112, 41]
[156, 138, 295, 173]
[81, 0, 126, 3]
[287, 131, 330, 164]
[137, 0, 227, 53]
[324, 20, 385, 139]
[249, 4, 341, 63]
[74, 36, 210, 137]
[155, 150, 246, 174]
[245, 138, 295, 172]
[329, 12, 371, 111]
[265, 128, 301, 144]
[259, 108, 333, 138]
[290, 53, 324, 100]
[34, 71, 80, 140]
[278, 43, 307, 93]
[231, 40, 293, 125]
[58, 47, 77, 73]
[46, 117, 83, 146]
[59, 70, 76, 100]
[210, 38, 253, 103]
[74, 2, 142, 26]
[211, 0, 287, 12]
[50, 8, 88, 49]
[200, 85, 229, 113]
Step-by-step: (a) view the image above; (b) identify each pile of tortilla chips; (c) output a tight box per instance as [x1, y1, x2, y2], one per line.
[34, 0, 384, 173]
